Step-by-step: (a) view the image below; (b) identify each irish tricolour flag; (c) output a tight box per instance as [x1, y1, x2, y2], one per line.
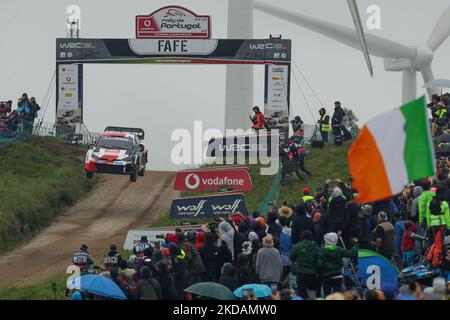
[349, 97, 435, 203]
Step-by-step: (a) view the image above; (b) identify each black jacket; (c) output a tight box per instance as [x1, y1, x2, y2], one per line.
[199, 243, 221, 281]
[291, 206, 315, 244]
[320, 196, 351, 239]
[154, 270, 178, 300]
[219, 263, 240, 291]
[331, 106, 346, 125]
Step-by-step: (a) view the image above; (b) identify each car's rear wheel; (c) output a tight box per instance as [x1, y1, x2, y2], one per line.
[86, 171, 94, 179]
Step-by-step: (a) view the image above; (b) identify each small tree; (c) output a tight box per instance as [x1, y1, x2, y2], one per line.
[343, 108, 360, 133]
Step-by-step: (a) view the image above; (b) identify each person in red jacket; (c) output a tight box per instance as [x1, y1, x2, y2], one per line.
[195, 232, 206, 251]
[401, 221, 417, 267]
[250, 106, 265, 131]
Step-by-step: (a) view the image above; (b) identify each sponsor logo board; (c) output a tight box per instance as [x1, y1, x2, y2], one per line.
[170, 193, 248, 219]
[136, 6, 211, 39]
[174, 168, 252, 191]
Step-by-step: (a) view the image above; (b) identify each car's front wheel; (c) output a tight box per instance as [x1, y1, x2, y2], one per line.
[138, 164, 146, 177]
[86, 171, 94, 179]
[130, 167, 138, 182]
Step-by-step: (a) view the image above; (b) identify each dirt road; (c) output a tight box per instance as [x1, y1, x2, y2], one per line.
[0, 171, 177, 288]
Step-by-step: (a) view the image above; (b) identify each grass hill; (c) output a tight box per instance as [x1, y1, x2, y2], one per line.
[279, 141, 352, 204]
[0, 136, 96, 253]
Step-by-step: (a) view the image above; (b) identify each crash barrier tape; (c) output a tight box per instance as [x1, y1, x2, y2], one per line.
[256, 163, 282, 217]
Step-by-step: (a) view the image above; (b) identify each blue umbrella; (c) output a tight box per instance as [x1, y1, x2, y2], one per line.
[67, 275, 126, 300]
[233, 284, 271, 298]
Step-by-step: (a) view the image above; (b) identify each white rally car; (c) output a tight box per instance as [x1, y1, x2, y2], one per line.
[84, 127, 148, 182]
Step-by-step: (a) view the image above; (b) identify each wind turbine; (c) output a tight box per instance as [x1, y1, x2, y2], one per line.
[254, 1, 450, 104]
[347, 0, 373, 77]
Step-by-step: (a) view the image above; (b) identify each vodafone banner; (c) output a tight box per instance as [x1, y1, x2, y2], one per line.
[174, 167, 253, 191]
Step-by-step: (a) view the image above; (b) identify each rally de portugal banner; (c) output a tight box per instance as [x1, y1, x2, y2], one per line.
[170, 193, 248, 219]
[136, 5, 211, 39]
[174, 167, 253, 191]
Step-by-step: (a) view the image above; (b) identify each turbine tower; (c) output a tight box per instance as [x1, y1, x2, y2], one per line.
[254, 2, 450, 104]
[225, 0, 254, 131]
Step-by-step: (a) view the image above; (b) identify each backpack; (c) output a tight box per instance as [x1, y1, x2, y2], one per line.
[429, 198, 444, 215]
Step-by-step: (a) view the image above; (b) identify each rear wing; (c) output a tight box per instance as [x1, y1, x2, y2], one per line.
[104, 126, 145, 140]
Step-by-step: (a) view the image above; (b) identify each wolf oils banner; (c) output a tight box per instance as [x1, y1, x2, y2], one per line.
[264, 64, 290, 136]
[170, 193, 248, 219]
[174, 168, 253, 191]
[56, 64, 83, 129]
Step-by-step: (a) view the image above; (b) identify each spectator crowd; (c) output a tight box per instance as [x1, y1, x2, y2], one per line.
[0, 93, 40, 134]
[69, 173, 449, 300]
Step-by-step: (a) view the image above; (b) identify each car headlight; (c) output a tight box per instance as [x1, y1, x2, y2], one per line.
[122, 155, 134, 164]
[90, 153, 99, 160]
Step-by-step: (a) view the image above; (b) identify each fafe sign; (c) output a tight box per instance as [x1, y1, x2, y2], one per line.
[136, 6, 211, 39]
[174, 167, 253, 191]
[170, 193, 248, 219]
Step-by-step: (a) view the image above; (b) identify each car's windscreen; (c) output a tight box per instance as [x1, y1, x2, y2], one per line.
[97, 136, 134, 150]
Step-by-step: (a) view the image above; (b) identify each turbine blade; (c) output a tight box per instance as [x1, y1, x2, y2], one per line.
[347, 0, 373, 77]
[254, 1, 416, 59]
[426, 6, 450, 51]
[421, 66, 439, 98]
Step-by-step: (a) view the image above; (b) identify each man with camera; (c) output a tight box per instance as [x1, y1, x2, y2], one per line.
[291, 115, 304, 136]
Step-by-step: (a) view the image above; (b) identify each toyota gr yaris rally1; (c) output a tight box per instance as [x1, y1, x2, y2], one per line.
[85, 127, 148, 182]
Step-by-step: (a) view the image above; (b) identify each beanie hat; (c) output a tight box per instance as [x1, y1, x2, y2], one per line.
[167, 233, 179, 244]
[256, 216, 266, 227]
[248, 231, 259, 242]
[324, 232, 338, 246]
[413, 186, 423, 198]
[331, 187, 343, 198]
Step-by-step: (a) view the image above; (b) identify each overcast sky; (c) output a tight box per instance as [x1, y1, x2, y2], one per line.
[1, 0, 449, 170]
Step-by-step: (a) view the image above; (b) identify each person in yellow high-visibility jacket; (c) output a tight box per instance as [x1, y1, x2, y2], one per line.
[318, 108, 331, 143]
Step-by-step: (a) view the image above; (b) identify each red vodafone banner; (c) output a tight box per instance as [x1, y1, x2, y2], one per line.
[136, 6, 211, 39]
[174, 168, 253, 191]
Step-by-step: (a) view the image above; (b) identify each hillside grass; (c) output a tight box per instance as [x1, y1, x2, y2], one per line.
[0, 136, 97, 253]
[279, 141, 352, 204]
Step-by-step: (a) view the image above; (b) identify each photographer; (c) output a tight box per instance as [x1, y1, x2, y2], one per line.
[291, 116, 304, 137]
